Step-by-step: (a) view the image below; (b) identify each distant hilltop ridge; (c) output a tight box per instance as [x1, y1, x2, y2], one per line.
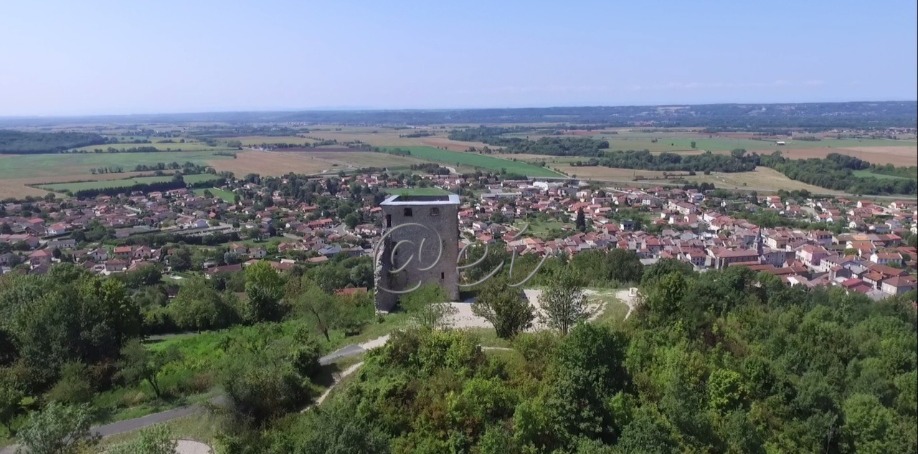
[0, 101, 915, 128]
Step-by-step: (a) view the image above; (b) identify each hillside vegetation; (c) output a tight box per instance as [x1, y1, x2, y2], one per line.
[225, 261, 917, 453]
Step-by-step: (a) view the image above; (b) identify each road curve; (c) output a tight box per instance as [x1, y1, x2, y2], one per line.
[0, 340, 377, 453]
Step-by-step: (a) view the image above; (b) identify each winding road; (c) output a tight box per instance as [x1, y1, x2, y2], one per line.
[0, 338, 382, 454]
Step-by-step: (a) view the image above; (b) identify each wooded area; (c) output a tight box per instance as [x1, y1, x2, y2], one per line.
[220, 261, 917, 453]
[0, 130, 108, 154]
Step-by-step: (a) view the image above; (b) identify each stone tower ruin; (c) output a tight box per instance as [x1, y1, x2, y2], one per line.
[374, 194, 460, 312]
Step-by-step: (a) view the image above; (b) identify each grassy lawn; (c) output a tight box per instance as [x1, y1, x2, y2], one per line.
[36, 173, 222, 192]
[513, 218, 571, 239]
[209, 187, 236, 201]
[387, 146, 562, 178]
[590, 289, 631, 330]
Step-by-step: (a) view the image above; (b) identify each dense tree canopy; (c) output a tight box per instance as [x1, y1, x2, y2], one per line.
[235, 266, 917, 453]
[0, 130, 107, 154]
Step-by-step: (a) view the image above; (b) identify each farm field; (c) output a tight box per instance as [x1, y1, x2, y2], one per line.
[777, 146, 917, 166]
[206, 150, 425, 176]
[387, 146, 563, 177]
[235, 135, 312, 146]
[70, 141, 230, 152]
[0, 151, 236, 198]
[554, 164, 845, 195]
[37, 173, 222, 193]
[0, 151, 233, 180]
[495, 129, 917, 165]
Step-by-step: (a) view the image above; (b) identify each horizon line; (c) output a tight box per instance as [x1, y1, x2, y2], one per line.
[1, 99, 916, 120]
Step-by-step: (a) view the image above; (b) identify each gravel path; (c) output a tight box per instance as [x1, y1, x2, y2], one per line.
[175, 440, 212, 454]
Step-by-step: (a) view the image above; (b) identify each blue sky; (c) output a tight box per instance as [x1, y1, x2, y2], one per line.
[0, 0, 915, 115]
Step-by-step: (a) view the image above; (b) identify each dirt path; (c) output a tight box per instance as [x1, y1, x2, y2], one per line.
[306, 361, 365, 410]
[615, 288, 640, 320]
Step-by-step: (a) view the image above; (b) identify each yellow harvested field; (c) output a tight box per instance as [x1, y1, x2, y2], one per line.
[683, 167, 845, 194]
[307, 128, 413, 146]
[745, 145, 916, 166]
[207, 150, 424, 176]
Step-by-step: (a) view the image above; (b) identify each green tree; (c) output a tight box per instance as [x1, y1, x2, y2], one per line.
[640, 258, 694, 288]
[169, 277, 233, 331]
[707, 368, 746, 413]
[107, 424, 177, 454]
[292, 396, 390, 454]
[615, 407, 679, 454]
[539, 269, 589, 335]
[291, 326, 322, 379]
[244, 261, 285, 323]
[166, 247, 192, 272]
[549, 324, 629, 443]
[220, 345, 309, 427]
[16, 402, 100, 454]
[842, 393, 908, 453]
[401, 284, 455, 329]
[575, 207, 586, 232]
[77, 277, 142, 362]
[472, 277, 533, 339]
[344, 212, 360, 229]
[291, 280, 338, 342]
[0, 370, 24, 433]
[46, 361, 93, 404]
[640, 271, 687, 326]
[117, 339, 181, 399]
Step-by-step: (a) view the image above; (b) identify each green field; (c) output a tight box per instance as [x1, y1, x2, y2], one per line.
[501, 130, 917, 154]
[852, 169, 916, 180]
[513, 218, 571, 239]
[0, 151, 233, 179]
[383, 187, 453, 196]
[390, 146, 562, 177]
[38, 173, 222, 192]
[206, 187, 236, 202]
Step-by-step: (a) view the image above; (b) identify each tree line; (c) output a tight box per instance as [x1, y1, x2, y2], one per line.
[759, 152, 917, 195]
[0, 130, 109, 154]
